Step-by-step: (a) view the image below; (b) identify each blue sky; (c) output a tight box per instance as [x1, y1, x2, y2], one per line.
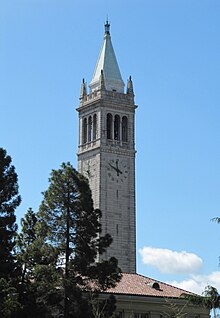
[1, 0, 220, 295]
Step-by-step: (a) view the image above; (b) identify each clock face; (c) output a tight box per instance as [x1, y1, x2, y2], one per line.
[107, 159, 128, 183]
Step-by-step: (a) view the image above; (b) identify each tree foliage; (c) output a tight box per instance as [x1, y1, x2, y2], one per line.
[37, 162, 121, 317]
[16, 208, 61, 317]
[0, 278, 21, 317]
[211, 217, 220, 223]
[162, 297, 188, 318]
[202, 285, 220, 311]
[16, 163, 121, 317]
[0, 148, 21, 279]
[183, 285, 220, 318]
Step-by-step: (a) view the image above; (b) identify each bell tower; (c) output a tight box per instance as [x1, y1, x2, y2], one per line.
[77, 21, 137, 273]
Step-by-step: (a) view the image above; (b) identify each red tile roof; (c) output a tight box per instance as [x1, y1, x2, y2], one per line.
[105, 273, 193, 298]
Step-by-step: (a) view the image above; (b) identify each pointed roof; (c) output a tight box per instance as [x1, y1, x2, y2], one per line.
[89, 21, 125, 93]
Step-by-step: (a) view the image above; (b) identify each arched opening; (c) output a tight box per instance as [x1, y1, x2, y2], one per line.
[107, 113, 113, 139]
[114, 115, 120, 140]
[93, 114, 97, 140]
[88, 116, 92, 142]
[122, 116, 128, 142]
[83, 118, 87, 144]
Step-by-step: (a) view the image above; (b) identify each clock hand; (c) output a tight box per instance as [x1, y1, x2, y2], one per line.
[109, 163, 118, 172]
[116, 169, 122, 176]
[109, 162, 123, 176]
[115, 160, 122, 176]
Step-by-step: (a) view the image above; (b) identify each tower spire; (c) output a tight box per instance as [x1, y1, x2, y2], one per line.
[89, 22, 125, 93]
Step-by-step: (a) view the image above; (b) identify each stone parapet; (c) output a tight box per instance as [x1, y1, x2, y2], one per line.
[79, 89, 135, 108]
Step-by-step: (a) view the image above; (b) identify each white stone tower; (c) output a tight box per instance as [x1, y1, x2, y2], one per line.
[77, 21, 137, 273]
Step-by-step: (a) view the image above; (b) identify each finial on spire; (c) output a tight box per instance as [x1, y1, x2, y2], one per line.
[105, 18, 110, 34]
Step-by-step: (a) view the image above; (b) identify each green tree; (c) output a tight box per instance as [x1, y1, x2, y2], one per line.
[16, 208, 38, 285]
[89, 293, 119, 318]
[183, 285, 220, 318]
[0, 148, 21, 317]
[0, 278, 21, 317]
[0, 148, 21, 279]
[16, 208, 61, 317]
[162, 297, 188, 318]
[212, 217, 220, 223]
[38, 162, 121, 318]
[203, 285, 220, 318]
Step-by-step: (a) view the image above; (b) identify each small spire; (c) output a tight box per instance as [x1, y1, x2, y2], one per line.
[105, 19, 110, 35]
[80, 78, 87, 99]
[127, 76, 134, 95]
[99, 70, 105, 90]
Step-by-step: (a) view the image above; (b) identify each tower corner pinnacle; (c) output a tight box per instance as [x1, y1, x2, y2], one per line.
[80, 78, 87, 100]
[127, 75, 134, 95]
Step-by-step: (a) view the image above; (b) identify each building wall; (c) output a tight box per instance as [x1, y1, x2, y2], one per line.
[100, 294, 210, 318]
[77, 89, 137, 273]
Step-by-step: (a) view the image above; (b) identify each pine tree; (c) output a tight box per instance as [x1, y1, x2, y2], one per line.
[0, 148, 21, 279]
[0, 278, 21, 317]
[38, 162, 121, 317]
[16, 208, 38, 285]
[16, 208, 61, 318]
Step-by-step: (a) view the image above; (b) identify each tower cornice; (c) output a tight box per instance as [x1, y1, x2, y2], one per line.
[77, 90, 136, 112]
